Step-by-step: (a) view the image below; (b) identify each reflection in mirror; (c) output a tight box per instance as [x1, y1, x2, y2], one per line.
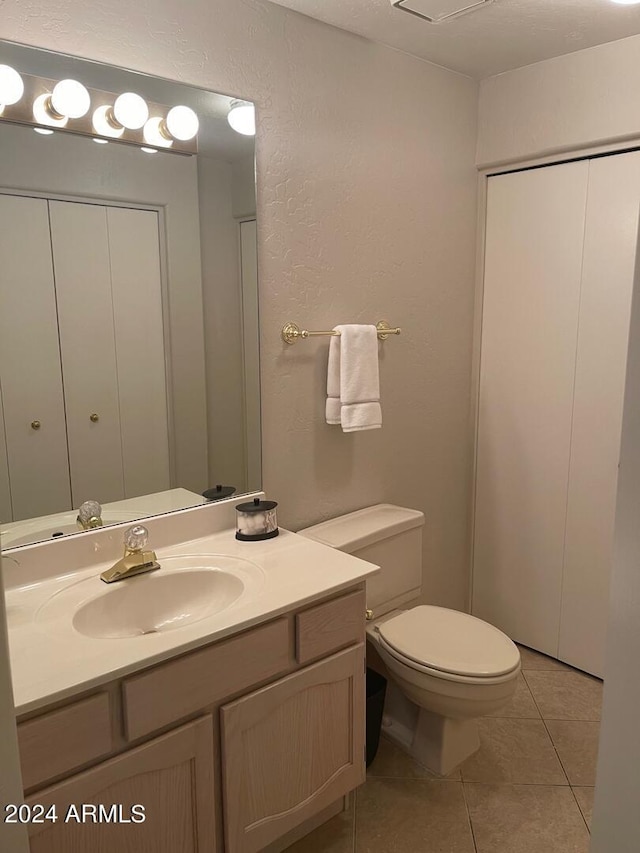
[0, 41, 261, 551]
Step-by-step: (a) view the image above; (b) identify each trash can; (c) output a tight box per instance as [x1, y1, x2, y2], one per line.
[366, 668, 387, 767]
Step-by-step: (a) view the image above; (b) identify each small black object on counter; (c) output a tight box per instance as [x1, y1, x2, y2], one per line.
[202, 484, 236, 501]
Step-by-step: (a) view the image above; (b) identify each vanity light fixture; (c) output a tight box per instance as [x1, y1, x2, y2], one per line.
[0, 68, 199, 154]
[227, 100, 255, 136]
[0, 64, 24, 109]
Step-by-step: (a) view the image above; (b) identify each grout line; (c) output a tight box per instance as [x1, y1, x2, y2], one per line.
[460, 780, 480, 853]
[569, 784, 592, 835]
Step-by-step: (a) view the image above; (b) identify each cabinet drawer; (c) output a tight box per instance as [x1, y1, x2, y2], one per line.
[296, 588, 365, 665]
[18, 692, 113, 791]
[123, 617, 291, 741]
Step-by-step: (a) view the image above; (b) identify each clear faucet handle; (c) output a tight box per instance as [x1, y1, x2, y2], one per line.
[124, 525, 149, 552]
[78, 500, 102, 526]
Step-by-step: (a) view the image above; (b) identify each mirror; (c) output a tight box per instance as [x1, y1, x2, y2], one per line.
[0, 40, 261, 550]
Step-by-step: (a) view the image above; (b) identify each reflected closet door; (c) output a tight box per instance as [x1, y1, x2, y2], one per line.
[0, 194, 71, 522]
[49, 200, 125, 506]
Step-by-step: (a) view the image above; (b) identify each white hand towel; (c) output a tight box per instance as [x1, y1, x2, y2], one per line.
[325, 324, 382, 432]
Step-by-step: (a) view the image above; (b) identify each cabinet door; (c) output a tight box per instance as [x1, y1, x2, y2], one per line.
[26, 716, 216, 853]
[559, 152, 640, 676]
[49, 200, 125, 506]
[473, 162, 589, 655]
[221, 644, 365, 853]
[0, 194, 71, 521]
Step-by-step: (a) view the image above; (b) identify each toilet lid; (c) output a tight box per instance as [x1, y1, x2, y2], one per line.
[377, 606, 520, 678]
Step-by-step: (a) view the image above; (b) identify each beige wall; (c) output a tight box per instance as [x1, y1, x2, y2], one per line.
[478, 33, 640, 167]
[0, 0, 479, 610]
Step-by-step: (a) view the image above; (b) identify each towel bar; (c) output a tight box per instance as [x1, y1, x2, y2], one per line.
[282, 320, 401, 345]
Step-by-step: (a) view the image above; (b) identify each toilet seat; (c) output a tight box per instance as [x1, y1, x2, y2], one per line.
[376, 605, 520, 682]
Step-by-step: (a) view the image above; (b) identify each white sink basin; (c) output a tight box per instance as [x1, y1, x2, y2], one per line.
[36, 554, 264, 639]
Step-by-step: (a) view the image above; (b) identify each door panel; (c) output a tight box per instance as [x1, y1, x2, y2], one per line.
[49, 200, 125, 506]
[0, 194, 71, 521]
[473, 162, 589, 655]
[107, 207, 170, 498]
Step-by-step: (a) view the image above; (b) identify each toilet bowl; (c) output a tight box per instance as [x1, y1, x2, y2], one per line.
[298, 504, 521, 776]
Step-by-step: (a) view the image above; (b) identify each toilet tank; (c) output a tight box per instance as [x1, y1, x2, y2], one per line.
[298, 504, 424, 616]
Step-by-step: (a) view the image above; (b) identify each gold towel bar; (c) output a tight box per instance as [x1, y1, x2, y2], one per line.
[282, 320, 401, 345]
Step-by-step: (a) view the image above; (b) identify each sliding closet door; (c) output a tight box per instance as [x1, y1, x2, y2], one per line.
[107, 207, 170, 498]
[0, 194, 71, 521]
[49, 201, 126, 506]
[473, 162, 589, 655]
[559, 152, 640, 676]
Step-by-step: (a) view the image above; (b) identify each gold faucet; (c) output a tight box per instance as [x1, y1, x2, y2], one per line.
[77, 500, 103, 531]
[100, 525, 160, 584]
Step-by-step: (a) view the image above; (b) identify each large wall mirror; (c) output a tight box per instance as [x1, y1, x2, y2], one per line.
[0, 41, 261, 550]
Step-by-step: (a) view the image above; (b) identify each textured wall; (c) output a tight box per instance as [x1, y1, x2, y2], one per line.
[0, 0, 479, 609]
[478, 33, 640, 167]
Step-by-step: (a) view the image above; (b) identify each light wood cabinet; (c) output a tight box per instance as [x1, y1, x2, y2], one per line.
[473, 151, 640, 676]
[19, 587, 366, 852]
[221, 644, 365, 853]
[26, 716, 216, 853]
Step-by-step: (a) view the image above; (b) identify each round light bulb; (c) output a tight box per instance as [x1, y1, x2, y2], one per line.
[142, 116, 173, 148]
[227, 100, 255, 136]
[33, 93, 68, 128]
[92, 104, 125, 139]
[0, 65, 24, 107]
[166, 105, 199, 141]
[51, 79, 90, 119]
[113, 92, 148, 130]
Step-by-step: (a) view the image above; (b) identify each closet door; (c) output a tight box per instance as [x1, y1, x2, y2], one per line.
[107, 207, 170, 498]
[49, 201, 125, 506]
[0, 194, 71, 521]
[559, 152, 640, 676]
[472, 162, 589, 655]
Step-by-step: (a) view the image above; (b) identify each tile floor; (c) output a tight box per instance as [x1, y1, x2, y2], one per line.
[285, 644, 602, 853]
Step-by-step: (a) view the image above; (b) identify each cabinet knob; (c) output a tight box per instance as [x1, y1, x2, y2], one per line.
[31, 420, 41, 430]
[89, 413, 99, 423]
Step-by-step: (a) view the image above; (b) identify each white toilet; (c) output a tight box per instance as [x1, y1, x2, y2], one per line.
[298, 504, 520, 776]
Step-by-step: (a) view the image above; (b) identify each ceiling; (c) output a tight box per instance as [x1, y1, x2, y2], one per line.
[266, 0, 640, 79]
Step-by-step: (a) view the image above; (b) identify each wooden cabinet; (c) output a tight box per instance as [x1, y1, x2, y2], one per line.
[473, 152, 640, 676]
[221, 644, 365, 853]
[19, 587, 366, 852]
[26, 716, 216, 853]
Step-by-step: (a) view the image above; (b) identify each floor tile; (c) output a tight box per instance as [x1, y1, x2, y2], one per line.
[524, 670, 602, 721]
[546, 720, 601, 786]
[486, 673, 540, 719]
[572, 787, 595, 830]
[517, 644, 571, 672]
[285, 803, 354, 852]
[465, 783, 590, 853]
[461, 718, 567, 785]
[367, 735, 461, 780]
[355, 778, 475, 853]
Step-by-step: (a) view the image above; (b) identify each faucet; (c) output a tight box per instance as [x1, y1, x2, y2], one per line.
[77, 500, 103, 531]
[100, 525, 160, 584]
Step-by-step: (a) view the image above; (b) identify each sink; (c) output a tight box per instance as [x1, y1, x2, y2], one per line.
[36, 554, 264, 639]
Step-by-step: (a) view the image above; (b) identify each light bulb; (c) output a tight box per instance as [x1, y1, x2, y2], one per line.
[166, 105, 199, 141]
[33, 93, 68, 128]
[113, 92, 148, 130]
[0, 65, 24, 107]
[227, 100, 255, 136]
[92, 104, 125, 139]
[51, 79, 90, 119]
[141, 147, 158, 154]
[143, 116, 173, 148]
[93, 137, 108, 144]
[34, 127, 54, 135]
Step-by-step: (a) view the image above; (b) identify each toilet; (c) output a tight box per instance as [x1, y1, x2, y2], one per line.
[298, 504, 520, 776]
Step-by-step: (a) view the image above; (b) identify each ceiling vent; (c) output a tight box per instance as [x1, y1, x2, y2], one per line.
[390, 0, 493, 24]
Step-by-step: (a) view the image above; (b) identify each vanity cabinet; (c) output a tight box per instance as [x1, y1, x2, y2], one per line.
[17, 586, 366, 853]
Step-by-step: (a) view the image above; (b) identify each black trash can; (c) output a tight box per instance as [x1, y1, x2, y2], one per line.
[365, 668, 387, 767]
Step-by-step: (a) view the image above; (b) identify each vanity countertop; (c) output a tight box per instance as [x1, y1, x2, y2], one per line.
[4, 526, 379, 716]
